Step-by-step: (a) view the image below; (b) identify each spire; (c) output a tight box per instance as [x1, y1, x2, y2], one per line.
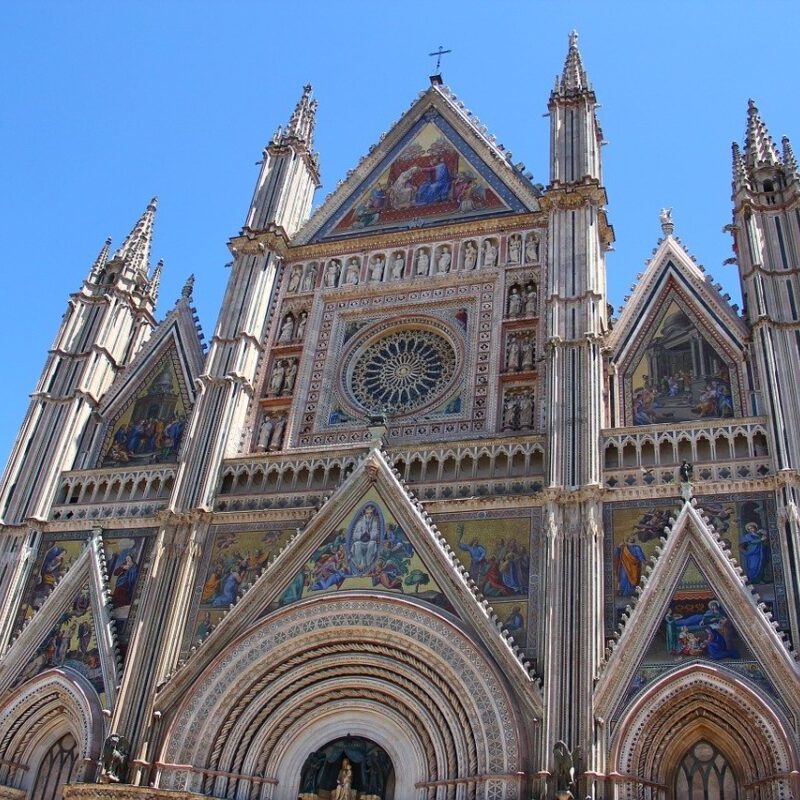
[556, 30, 590, 95]
[731, 141, 748, 192]
[181, 273, 195, 300]
[284, 84, 317, 147]
[782, 136, 798, 174]
[147, 258, 163, 303]
[744, 99, 780, 170]
[113, 197, 158, 278]
[88, 236, 112, 282]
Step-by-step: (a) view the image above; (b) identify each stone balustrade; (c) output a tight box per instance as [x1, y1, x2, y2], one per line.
[602, 417, 771, 488]
[51, 465, 177, 521]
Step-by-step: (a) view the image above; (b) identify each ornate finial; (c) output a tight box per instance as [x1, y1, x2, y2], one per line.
[557, 29, 590, 94]
[782, 135, 798, 174]
[284, 84, 317, 147]
[147, 259, 163, 303]
[744, 98, 780, 169]
[181, 273, 195, 299]
[428, 45, 452, 77]
[659, 207, 674, 236]
[113, 198, 158, 278]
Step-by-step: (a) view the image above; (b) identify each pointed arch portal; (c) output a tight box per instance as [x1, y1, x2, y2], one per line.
[609, 665, 798, 800]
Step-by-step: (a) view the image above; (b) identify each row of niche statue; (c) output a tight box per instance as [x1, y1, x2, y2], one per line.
[267, 358, 298, 397]
[256, 413, 286, 452]
[507, 283, 538, 317]
[506, 334, 536, 372]
[285, 233, 540, 293]
[277, 310, 308, 344]
[502, 389, 535, 430]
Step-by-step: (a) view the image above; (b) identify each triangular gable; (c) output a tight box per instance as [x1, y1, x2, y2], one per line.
[610, 235, 747, 361]
[0, 533, 120, 708]
[609, 237, 749, 427]
[595, 500, 800, 723]
[158, 445, 541, 715]
[93, 301, 204, 468]
[296, 85, 539, 244]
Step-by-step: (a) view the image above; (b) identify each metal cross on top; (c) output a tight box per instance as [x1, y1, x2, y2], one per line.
[428, 45, 452, 73]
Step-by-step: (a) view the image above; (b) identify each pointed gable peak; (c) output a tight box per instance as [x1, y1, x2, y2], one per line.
[744, 99, 780, 169]
[556, 30, 591, 95]
[113, 196, 158, 278]
[295, 82, 538, 244]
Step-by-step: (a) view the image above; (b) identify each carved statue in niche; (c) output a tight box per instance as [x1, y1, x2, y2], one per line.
[506, 336, 520, 372]
[271, 415, 286, 451]
[297, 737, 393, 800]
[296, 311, 307, 339]
[256, 415, 274, 451]
[324, 259, 341, 288]
[390, 251, 405, 279]
[503, 391, 534, 430]
[463, 240, 477, 270]
[277, 314, 295, 344]
[100, 734, 131, 784]
[415, 248, 430, 275]
[521, 336, 535, 371]
[525, 232, 539, 263]
[283, 359, 298, 395]
[508, 234, 522, 264]
[343, 258, 360, 285]
[518, 390, 534, 429]
[302, 263, 317, 292]
[369, 255, 385, 282]
[331, 757, 356, 800]
[299, 751, 326, 794]
[288, 265, 302, 293]
[524, 283, 538, 316]
[507, 286, 522, 317]
[268, 360, 286, 396]
[482, 239, 498, 267]
[436, 245, 451, 273]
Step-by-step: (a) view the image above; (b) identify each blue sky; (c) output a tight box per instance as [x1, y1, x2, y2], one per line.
[1, 2, 799, 460]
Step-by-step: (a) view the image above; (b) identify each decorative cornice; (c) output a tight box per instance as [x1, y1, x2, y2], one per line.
[287, 212, 544, 260]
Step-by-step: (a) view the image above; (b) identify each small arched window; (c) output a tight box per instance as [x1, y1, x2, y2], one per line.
[30, 732, 79, 800]
[674, 741, 738, 800]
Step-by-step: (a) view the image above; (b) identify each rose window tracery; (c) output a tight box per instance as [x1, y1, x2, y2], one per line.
[347, 328, 457, 416]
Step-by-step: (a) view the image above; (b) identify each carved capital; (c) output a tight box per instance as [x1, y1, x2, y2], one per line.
[229, 224, 290, 258]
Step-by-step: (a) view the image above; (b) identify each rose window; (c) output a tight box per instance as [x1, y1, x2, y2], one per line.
[348, 329, 457, 415]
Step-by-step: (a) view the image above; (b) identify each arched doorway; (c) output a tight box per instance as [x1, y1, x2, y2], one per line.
[298, 736, 393, 799]
[609, 666, 796, 800]
[674, 741, 737, 800]
[158, 594, 527, 799]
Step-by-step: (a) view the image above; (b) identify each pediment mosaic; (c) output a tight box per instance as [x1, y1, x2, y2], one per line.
[627, 300, 737, 426]
[99, 352, 191, 468]
[311, 112, 527, 241]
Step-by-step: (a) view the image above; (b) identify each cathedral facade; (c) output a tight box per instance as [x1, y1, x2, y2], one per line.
[0, 33, 799, 800]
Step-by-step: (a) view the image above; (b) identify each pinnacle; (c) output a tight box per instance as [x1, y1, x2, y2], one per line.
[744, 99, 780, 169]
[113, 198, 157, 278]
[88, 236, 112, 281]
[147, 258, 163, 303]
[782, 135, 798, 174]
[556, 29, 590, 94]
[731, 141, 748, 191]
[283, 83, 317, 147]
